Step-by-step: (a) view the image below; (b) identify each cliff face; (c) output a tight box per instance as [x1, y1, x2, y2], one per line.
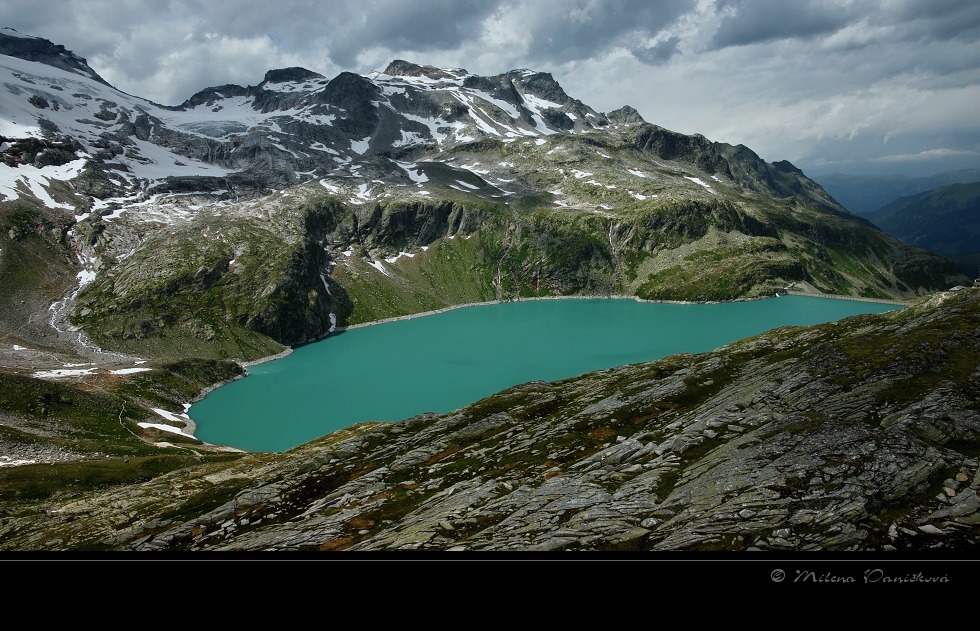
[2, 290, 977, 552]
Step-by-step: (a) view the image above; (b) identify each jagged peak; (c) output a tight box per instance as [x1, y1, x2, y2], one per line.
[381, 59, 466, 80]
[504, 71, 575, 111]
[0, 27, 110, 86]
[771, 159, 804, 175]
[261, 67, 325, 85]
[179, 83, 250, 109]
[606, 106, 645, 125]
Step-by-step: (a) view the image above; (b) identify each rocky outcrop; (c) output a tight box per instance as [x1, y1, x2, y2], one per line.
[607, 106, 645, 125]
[68, 197, 347, 357]
[0, 27, 110, 86]
[383, 60, 460, 80]
[354, 200, 483, 251]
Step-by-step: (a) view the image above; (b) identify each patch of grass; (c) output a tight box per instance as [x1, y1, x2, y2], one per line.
[117, 358, 245, 409]
[0, 453, 241, 503]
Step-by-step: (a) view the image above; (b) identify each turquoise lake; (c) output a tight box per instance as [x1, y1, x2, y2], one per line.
[189, 295, 900, 452]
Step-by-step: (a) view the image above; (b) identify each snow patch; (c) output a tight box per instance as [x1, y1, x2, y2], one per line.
[385, 251, 416, 264]
[465, 88, 520, 118]
[368, 260, 390, 276]
[396, 161, 429, 183]
[110, 367, 152, 375]
[350, 138, 370, 155]
[32, 367, 97, 379]
[141, 408, 195, 438]
[685, 176, 716, 193]
[0, 456, 37, 468]
[0, 158, 86, 206]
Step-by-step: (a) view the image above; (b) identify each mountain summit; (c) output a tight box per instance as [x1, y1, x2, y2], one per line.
[0, 27, 110, 86]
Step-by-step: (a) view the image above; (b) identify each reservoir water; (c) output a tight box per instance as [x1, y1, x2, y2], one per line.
[189, 295, 900, 452]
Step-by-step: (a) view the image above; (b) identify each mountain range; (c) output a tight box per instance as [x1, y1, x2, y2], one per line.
[0, 28, 977, 554]
[865, 183, 980, 280]
[814, 169, 980, 218]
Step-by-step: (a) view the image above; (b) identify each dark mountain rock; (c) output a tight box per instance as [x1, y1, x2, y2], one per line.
[607, 105, 645, 125]
[716, 143, 853, 217]
[179, 84, 250, 109]
[462, 74, 524, 110]
[772, 159, 804, 175]
[0, 135, 81, 168]
[511, 70, 570, 104]
[0, 27, 110, 86]
[383, 59, 460, 80]
[261, 67, 325, 85]
[629, 124, 731, 176]
[315, 71, 381, 138]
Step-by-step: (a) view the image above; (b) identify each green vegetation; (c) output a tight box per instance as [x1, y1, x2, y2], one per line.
[0, 454, 239, 503]
[0, 359, 247, 504]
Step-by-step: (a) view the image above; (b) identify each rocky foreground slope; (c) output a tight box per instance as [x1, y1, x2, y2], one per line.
[1, 289, 977, 552]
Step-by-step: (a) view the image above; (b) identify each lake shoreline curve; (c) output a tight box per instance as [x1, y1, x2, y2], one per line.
[184, 290, 912, 449]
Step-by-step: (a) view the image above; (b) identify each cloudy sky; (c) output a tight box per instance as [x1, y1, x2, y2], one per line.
[3, 0, 979, 176]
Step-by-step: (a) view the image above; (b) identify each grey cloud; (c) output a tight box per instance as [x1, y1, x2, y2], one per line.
[709, 0, 857, 49]
[315, 0, 501, 67]
[887, 0, 976, 23]
[634, 36, 681, 65]
[520, 0, 694, 64]
[885, 0, 980, 43]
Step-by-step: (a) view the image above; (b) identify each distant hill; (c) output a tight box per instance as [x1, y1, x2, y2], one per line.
[865, 182, 980, 278]
[814, 169, 980, 217]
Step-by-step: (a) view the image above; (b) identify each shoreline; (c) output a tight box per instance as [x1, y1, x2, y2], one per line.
[333, 293, 752, 334]
[238, 289, 912, 368]
[240, 346, 294, 368]
[181, 289, 916, 448]
[217, 294, 743, 391]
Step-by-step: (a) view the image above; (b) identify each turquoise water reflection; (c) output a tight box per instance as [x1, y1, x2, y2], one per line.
[190, 296, 898, 452]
